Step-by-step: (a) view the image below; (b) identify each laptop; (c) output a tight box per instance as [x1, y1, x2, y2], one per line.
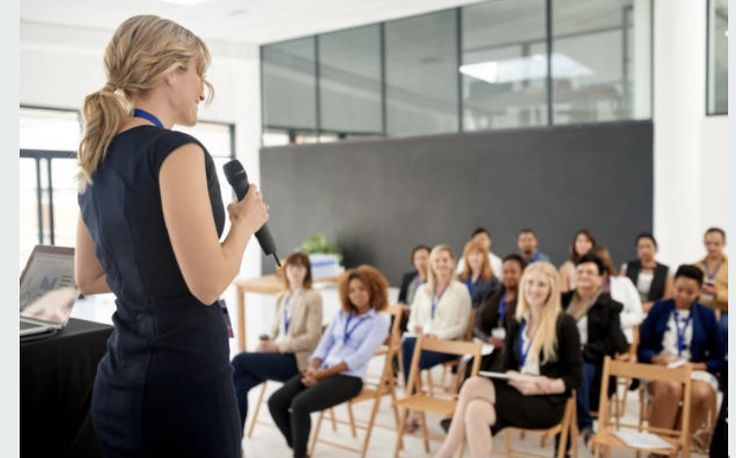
[20, 245, 78, 338]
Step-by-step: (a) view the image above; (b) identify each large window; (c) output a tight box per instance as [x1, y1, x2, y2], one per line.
[707, 0, 728, 115]
[552, 0, 651, 124]
[385, 10, 459, 137]
[319, 25, 383, 139]
[19, 107, 235, 270]
[461, 0, 548, 130]
[260, 0, 653, 143]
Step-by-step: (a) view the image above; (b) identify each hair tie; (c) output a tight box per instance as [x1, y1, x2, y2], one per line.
[102, 83, 117, 93]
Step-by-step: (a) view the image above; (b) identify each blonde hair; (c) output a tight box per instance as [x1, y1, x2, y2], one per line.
[515, 262, 562, 364]
[458, 240, 493, 282]
[77, 15, 213, 191]
[426, 244, 455, 296]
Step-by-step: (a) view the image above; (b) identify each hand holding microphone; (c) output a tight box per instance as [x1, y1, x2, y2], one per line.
[223, 160, 281, 267]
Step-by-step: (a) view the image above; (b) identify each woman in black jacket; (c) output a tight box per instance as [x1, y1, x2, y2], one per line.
[561, 253, 629, 443]
[620, 233, 673, 312]
[435, 262, 582, 458]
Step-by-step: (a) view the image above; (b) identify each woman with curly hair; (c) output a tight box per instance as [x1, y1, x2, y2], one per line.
[267, 265, 390, 458]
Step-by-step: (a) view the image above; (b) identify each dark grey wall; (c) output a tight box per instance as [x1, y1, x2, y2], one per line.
[260, 121, 653, 284]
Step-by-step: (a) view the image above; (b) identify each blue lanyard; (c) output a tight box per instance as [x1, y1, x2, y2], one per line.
[414, 277, 422, 290]
[133, 108, 164, 128]
[431, 285, 448, 319]
[497, 292, 507, 327]
[283, 292, 294, 334]
[672, 310, 693, 356]
[343, 313, 370, 343]
[465, 277, 475, 296]
[518, 319, 532, 367]
[704, 261, 722, 282]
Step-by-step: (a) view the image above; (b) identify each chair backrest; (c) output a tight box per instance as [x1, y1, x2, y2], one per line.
[405, 335, 482, 397]
[463, 309, 477, 341]
[369, 305, 404, 391]
[598, 356, 693, 450]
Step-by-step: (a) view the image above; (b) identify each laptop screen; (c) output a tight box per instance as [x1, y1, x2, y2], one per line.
[20, 245, 77, 325]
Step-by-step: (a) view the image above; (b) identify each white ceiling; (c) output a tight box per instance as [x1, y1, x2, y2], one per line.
[20, 0, 487, 45]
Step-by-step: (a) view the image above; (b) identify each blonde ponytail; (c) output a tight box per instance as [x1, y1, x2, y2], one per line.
[77, 85, 129, 191]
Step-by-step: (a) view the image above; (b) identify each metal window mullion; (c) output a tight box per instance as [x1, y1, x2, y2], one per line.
[380, 22, 387, 137]
[546, 0, 554, 126]
[47, 158, 55, 245]
[456, 7, 464, 132]
[34, 158, 43, 245]
[315, 36, 322, 140]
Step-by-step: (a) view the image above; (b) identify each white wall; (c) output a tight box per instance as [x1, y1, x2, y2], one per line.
[653, 0, 729, 269]
[20, 21, 264, 281]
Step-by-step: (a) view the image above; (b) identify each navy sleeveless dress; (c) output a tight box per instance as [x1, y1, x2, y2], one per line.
[78, 126, 241, 457]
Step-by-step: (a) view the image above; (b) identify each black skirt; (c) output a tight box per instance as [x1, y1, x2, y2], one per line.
[491, 379, 567, 434]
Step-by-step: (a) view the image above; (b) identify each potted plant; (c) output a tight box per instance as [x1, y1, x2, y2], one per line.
[299, 234, 342, 279]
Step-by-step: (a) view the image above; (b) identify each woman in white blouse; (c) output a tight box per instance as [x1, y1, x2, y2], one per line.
[402, 244, 471, 431]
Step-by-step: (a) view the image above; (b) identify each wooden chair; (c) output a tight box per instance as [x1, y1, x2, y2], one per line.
[591, 356, 693, 458]
[426, 309, 477, 395]
[393, 335, 483, 457]
[499, 392, 579, 458]
[306, 305, 404, 458]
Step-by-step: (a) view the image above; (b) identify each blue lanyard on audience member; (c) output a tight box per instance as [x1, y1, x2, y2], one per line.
[283, 292, 294, 334]
[431, 285, 448, 319]
[465, 277, 475, 296]
[518, 320, 532, 367]
[414, 276, 422, 290]
[133, 108, 164, 128]
[672, 310, 693, 356]
[344, 313, 371, 343]
[704, 262, 722, 283]
[497, 292, 507, 327]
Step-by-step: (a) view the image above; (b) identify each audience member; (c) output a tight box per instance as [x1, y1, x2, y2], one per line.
[267, 265, 389, 458]
[517, 229, 551, 264]
[620, 233, 673, 313]
[559, 229, 597, 293]
[458, 240, 500, 309]
[561, 253, 628, 444]
[456, 227, 503, 276]
[473, 254, 526, 371]
[231, 252, 323, 430]
[638, 265, 726, 450]
[397, 244, 431, 332]
[435, 262, 582, 458]
[403, 244, 471, 432]
[593, 246, 644, 344]
[694, 227, 728, 342]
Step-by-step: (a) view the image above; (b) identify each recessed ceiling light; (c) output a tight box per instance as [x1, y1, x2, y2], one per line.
[156, 0, 216, 5]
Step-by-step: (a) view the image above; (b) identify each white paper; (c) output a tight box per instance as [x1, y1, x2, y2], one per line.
[612, 429, 673, 450]
[481, 343, 495, 356]
[478, 371, 509, 380]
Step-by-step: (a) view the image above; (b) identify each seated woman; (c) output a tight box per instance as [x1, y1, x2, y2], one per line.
[473, 254, 526, 372]
[638, 264, 726, 450]
[620, 233, 673, 313]
[435, 262, 582, 458]
[403, 244, 471, 431]
[561, 253, 628, 443]
[458, 240, 500, 309]
[592, 246, 644, 345]
[267, 265, 390, 458]
[231, 252, 323, 430]
[397, 244, 431, 332]
[559, 229, 597, 293]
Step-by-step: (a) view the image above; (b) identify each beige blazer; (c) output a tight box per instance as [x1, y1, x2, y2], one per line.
[271, 289, 323, 371]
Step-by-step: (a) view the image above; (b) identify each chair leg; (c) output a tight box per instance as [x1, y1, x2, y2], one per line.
[347, 402, 357, 438]
[503, 429, 513, 455]
[329, 407, 337, 432]
[246, 382, 267, 438]
[394, 408, 410, 458]
[308, 410, 324, 457]
[419, 411, 431, 454]
[396, 347, 405, 389]
[361, 396, 383, 458]
[390, 384, 400, 429]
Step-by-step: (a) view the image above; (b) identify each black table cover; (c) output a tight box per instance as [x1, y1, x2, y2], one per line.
[21, 317, 113, 457]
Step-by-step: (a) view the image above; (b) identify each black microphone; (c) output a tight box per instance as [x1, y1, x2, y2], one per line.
[223, 160, 280, 267]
